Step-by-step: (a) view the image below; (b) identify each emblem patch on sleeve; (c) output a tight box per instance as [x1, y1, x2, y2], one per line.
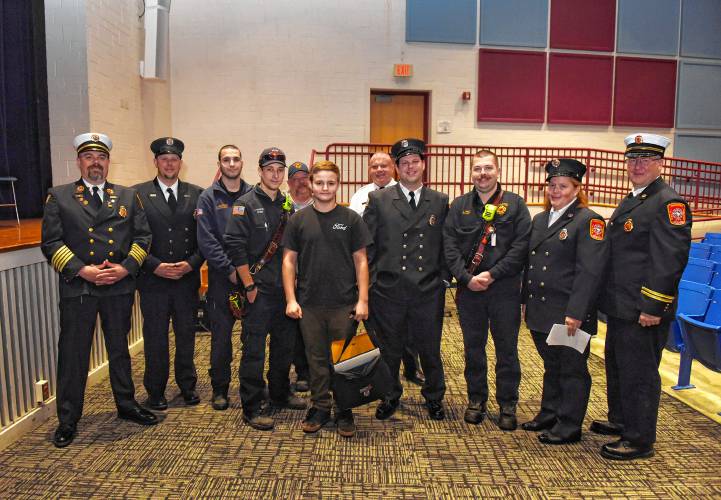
[667, 202, 686, 226]
[589, 219, 605, 240]
[232, 205, 245, 216]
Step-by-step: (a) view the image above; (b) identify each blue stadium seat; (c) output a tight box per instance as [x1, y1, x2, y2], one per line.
[668, 280, 713, 352]
[690, 242, 711, 260]
[702, 232, 721, 244]
[680, 257, 715, 285]
[675, 286, 721, 390]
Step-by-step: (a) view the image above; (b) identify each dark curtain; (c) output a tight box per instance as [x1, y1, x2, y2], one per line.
[0, 0, 51, 220]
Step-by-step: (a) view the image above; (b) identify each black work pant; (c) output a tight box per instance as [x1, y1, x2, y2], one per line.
[605, 315, 668, 448]
[457, 287, 521, 411]
[530, 330, 591, 437]
[139, 284, 198, 398]
[239, 292, 296, 413]
[299, 305, 357, 411]
[293, 329, 310, 381]
[369, 287, 446, 402]
[206, 276, 239, 395]
[56, 293, 136, 427]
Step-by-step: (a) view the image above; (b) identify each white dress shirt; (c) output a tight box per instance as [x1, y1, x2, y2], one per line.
[82, 179, 106, 201]
[547, 198, 576, 227]
[158, 178, 179, 201]
[348, 179, 398, 215]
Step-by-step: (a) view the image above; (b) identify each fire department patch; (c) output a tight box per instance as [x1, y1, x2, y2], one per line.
[105, 187, 114, 195]
[217, 202, 229, 209]
[667, 202, 686, 226]
[462, 209, 472, 215]
[233, 205, 245, 216]
[624, 218, 634, 232]
[590, 219, 605, 240]
[559, 228, 568, 240]
[428, 214, 437, 226]
[119, 206, 127, 218]
[497, 203, 508, 216]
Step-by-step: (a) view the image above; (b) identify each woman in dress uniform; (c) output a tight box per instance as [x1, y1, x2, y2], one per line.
[521, 159, 608, 444]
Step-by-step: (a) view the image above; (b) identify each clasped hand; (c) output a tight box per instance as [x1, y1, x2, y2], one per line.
[79, 260, 129, 286]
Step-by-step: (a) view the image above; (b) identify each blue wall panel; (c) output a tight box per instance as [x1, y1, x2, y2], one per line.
[681, 0, 721, 59]
[479, 0, 548, 48]
[406, 0, 476, 44]
[617, 0, 679, 55]
[674, 134, 721, 163]
[677, 61, 721, 129]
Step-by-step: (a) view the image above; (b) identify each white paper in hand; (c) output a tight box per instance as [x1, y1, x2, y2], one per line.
[546, 323, 591, 354]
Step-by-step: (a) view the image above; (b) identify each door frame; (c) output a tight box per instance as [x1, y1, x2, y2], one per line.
[370, 89, 430, 143]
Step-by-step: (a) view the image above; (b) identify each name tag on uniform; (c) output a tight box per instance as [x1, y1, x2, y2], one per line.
[491, 233, 497, 246]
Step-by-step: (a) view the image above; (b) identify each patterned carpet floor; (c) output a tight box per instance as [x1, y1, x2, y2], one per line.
[1, 293, 720, 499]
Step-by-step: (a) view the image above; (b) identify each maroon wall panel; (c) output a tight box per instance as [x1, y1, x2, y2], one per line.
[550, 0, 616, 51]
[614, 57, 677, 128]
[477, 49, 546, 123]
[548, 53, 613, 125]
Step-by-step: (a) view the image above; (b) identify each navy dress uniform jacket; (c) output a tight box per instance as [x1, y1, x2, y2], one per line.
[443, 188, 531, 292]
[600, 177, 692, 320]
[363, 184, 449, 298]
[523, 201, 608, 334]
[134, 179, 205, 291]
[41, 180, 151, 297]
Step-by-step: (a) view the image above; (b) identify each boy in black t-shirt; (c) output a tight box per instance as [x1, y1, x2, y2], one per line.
[282, 160, 372, 437]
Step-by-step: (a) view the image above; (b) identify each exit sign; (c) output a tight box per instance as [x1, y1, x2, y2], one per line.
[393, 64, 413, 77]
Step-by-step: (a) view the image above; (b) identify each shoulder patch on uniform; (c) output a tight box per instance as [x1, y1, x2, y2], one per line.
[232, 205, 245, 216]
[667, 202, 686, 226]
[590, 219, 605, 240]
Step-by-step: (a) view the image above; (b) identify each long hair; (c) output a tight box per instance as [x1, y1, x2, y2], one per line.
[543, 177, 588, 211]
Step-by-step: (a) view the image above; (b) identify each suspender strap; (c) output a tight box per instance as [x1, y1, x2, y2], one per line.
[466, 189, 504, 275]
[249, 210, 290, 275]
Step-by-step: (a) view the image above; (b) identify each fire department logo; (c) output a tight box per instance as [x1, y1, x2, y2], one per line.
[75, 185, 85, 193]
[401, 140, 408, 148]
[429, 214, 437, 226]
[589, 219, 605, 241]
[667, 202, 686, 226]
[105, 188, 114, 195]
[624, 218, 634, 232]
[551, 159, 560, 167]
[559, 228, 568, 240]
[635, 135, 643, 144]
[119, 205, 127, 218]
[166, 138, 174, 145]
[496, 203, 508, 216]
[91, 134, 99, 141]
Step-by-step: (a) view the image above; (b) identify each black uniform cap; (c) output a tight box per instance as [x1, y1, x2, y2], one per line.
[545, 158, 586, 182]
[151, 137, 185, 158]
[390, 138, 425, 164]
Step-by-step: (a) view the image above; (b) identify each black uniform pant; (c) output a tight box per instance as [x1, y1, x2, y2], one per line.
[140, 285, 198, 398]
[293, 329, 310, 381]
[605, 315, 668, 448]
[530, 330, 591, 437]
[240, 292, 296, 413]
[56, 293, 136, 427]
[299, 305, 357, 411]
[457, 287, 521, 411]
[206, 277, 239, 395]
[369, 287, 446, 402]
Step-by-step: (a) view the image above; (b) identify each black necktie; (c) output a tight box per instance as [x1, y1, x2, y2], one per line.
[409, 191, 416, 210]
[167, 187, 177, 212]
[91, 186, 102, 209]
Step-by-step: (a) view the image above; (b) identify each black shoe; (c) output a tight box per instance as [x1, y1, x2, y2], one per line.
[302, 407, 331, 433]
[590, 420, 624, 436]
[295, 380, 310, 393]
[212, 392, 229, 411]
[538, 431, 581, 445]
[497, 409, 517, 431]
[243, 403, 274, 431]
[335, 409, 356, 438]
[425, 400, 445, 420]
[52, 424, 76, 448]
[521, 417, 555, 432]
[375, 398, 400, 420]
[118, 403, 159, 426]
[464, 400, 487, 424]
[182, 390, 200, 406]
[404, 371, 425, 386]
[600, 440, 654, 460]
[145, 395, 168, 411]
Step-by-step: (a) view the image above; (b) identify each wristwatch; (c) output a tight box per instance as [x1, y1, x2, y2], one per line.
[244, 283, 257, 292]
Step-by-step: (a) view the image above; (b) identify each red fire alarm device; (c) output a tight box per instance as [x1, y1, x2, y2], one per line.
[462, 91, 471, 100]
[394, 64, 413, 77]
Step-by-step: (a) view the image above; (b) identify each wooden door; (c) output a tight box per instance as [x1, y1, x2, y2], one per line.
[370, 92, 428, 145]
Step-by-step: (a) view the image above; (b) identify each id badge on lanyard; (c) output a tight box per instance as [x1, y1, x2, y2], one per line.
[491, 232, 497, 247]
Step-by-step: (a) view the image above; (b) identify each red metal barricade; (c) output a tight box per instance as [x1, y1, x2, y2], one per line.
[310, 143, 721, 214]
